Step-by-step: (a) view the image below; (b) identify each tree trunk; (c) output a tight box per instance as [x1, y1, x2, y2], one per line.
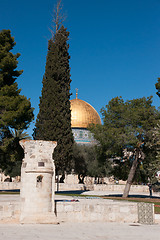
[59, 173, 65, 183]
[122, 148, 139, 198]
[78, 174, 85, 184]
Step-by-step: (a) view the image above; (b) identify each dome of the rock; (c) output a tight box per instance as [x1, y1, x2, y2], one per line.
[70, 98, 101, 129]
[70, 96, 101, 144]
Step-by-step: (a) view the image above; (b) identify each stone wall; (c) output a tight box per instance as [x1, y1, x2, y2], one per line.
[55, 199, 139, 223]
[93, 184, 149, 193]
[0, 182, 150, 193]
[55, 183, 149, 193]
[0, 182, 21, 190]
[0, 201, 20, 223]
[0, 195, 157, 224]
[0, 198, 138, 224]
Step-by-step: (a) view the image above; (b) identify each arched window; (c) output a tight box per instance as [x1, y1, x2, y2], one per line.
[36, 175, 43, 184]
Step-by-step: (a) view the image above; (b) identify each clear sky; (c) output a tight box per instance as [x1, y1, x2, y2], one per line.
[1, 0, 160, 136]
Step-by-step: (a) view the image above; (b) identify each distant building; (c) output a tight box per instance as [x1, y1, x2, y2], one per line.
[70, 91, 101, 144]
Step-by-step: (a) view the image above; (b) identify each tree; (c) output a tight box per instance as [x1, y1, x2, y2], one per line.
[73, 143, 112, 183]
[73, 144, 88, 183]
[90, 96, 160, 197]
[155, 78, 160, 97]
[142, 124, 160, 184]
[0, 29, 34, 176]
[34, 3, 74, 177]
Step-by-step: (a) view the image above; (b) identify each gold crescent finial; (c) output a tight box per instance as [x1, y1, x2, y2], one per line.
[76, 88, 78, 99]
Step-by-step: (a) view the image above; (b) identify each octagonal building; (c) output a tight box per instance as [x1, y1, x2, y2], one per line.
[70, 93, 101, 144]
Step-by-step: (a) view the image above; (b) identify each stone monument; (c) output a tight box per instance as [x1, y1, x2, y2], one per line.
[20, 140, 57, 223]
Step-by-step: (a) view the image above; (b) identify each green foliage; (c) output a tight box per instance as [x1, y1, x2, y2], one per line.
[90, 96, 160, 183]
[0, 134, 24, 177]
[0, 29, 23, 87]
[0, 29, 34, 176]
[155, 78, 160, 97]
[73, 143, 111, 183]
[112, 160, 131, 181]
[142, 124, 160, 183]
[34, 25, 74, 174]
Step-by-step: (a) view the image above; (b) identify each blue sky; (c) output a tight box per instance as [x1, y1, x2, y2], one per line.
[1, 0, 160, 136]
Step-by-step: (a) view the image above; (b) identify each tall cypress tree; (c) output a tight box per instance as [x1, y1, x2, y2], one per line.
[34, 25, 74, 176]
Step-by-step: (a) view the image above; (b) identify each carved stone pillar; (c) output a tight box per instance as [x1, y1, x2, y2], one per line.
[20, 140, 57, 223]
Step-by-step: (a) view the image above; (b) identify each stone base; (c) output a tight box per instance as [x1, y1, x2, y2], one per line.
[20, 212, 58, 224]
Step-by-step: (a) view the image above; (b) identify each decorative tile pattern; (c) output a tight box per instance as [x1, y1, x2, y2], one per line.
[137, 202, 154, 224]
[72, 128, 95, 144]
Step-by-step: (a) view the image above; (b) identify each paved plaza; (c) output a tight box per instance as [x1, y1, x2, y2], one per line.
[0, 222, 160, 240]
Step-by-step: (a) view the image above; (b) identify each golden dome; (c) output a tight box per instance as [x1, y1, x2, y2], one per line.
[70, 98, 101, 128]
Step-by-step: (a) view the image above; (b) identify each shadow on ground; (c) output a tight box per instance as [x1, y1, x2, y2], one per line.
[105, 194, 160, 199]
[0, 189, 20, 193]
[55, 190, 88, 195]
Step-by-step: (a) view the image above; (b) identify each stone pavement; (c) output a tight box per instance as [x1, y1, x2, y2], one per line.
[0, 222, 159, 240]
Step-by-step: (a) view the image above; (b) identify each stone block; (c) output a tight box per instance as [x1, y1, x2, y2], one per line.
[64, 204, 74, 212]
[56, 203, 64, 212]
[108, 212, 116, 222]
[0, 205, 3, 211]
[120, 206, 130, 213]
[73, 203, 81, 212]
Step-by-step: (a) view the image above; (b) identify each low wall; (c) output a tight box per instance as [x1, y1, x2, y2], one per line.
[56, 183, 149, 193]
[0, 194, 156, 224]
[55, 199, 139, 223]
[0, 182, 85, 191]
[56, 183, 86, 191]
[0, 182, 150, 194]
[0, 198, 139, 224]
[0, 182, 21, 190]
[93, 184, 149, 193]
[0, 201, 20, 223]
